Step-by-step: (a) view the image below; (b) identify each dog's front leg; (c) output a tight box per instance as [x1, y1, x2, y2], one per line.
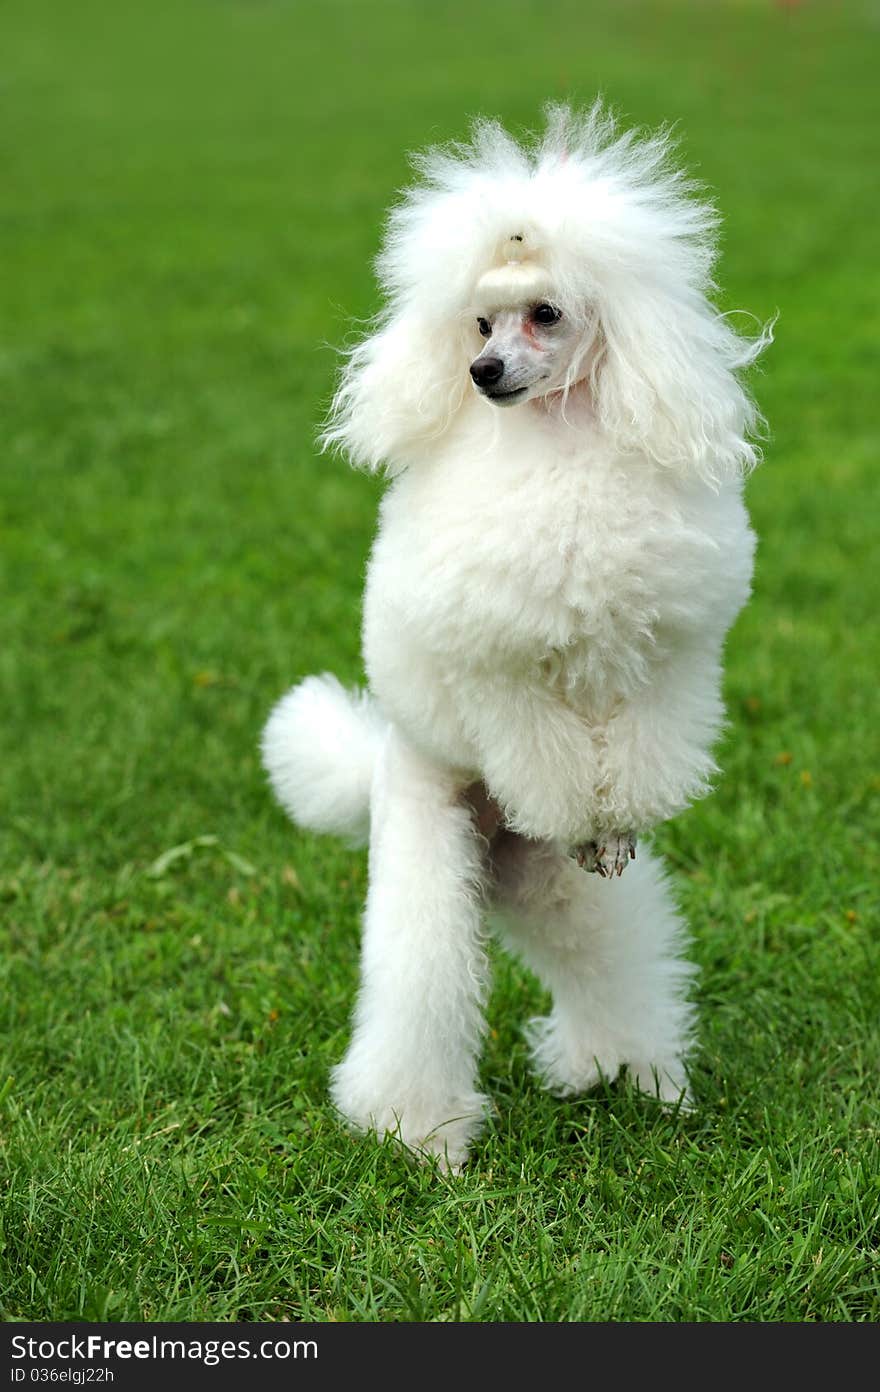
[464, 676, 604, 848]
[596, 641, 725, 835]
[330, 727, 490, 1171]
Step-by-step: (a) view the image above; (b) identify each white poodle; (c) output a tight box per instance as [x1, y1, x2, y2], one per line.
[262, 104, 771, 1169]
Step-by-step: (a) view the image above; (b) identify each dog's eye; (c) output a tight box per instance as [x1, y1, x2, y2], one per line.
[532, 303, 562, 326]
[476, 317, 492, 338]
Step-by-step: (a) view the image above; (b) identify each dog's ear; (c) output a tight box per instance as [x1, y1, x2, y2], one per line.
[320, 310, 469, 473]
[591, 289, 773, 487]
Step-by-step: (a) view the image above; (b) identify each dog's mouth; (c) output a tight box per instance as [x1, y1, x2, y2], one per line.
[480, 385, 529, 405]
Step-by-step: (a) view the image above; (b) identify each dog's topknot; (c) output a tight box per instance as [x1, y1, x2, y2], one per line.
[380, 102, 718, 318]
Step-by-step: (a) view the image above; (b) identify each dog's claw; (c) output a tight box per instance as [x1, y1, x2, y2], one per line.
[571, 833, 637, 879]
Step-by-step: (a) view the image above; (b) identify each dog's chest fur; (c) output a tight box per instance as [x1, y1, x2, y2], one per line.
[363, 404, 752, 750]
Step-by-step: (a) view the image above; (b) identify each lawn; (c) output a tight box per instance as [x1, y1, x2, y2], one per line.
[1, 0, 878, 1321]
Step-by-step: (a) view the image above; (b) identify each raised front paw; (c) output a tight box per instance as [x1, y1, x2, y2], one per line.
[573, 832, 637, 878]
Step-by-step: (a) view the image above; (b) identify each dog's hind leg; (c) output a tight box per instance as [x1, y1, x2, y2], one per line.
[489, 834, 695, 1105]
[330, 727, 490, 1170]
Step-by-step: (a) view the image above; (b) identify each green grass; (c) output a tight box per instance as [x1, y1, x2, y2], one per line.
[2, 0, 879, 1321]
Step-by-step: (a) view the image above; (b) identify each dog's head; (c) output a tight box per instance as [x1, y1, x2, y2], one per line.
[322, 104, 773, 486]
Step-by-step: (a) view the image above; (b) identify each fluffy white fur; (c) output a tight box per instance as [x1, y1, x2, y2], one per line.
[262, 104, 770, 1169]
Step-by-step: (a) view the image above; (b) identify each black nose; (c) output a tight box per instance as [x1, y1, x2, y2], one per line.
[470, 356, 504, 387]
